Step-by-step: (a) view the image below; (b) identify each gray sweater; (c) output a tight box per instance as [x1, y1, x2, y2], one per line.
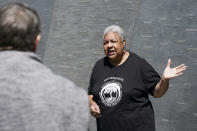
[0, 51, 89, 131]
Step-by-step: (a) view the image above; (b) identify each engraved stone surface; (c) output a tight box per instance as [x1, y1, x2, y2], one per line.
[0, 0, 196, 130]
[44, 0, 196, 130]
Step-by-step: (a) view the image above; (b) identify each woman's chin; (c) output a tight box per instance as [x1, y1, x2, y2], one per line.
[108, 55, 118, 61]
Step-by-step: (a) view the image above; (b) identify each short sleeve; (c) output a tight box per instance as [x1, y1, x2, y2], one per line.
[141, 59, 161, 96]
[88, 66, 95, 95]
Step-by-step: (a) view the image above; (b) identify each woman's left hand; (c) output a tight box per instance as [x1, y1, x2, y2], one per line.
[162, 59, 187, 80]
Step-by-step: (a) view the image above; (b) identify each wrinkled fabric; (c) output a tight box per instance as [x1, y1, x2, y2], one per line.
[0, 51, 89, 131]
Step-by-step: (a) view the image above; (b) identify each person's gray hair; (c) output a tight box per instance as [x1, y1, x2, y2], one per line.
[103, 25, 125, 41]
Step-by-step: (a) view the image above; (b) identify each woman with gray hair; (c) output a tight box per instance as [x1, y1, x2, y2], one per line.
[88, 25, 186, 131]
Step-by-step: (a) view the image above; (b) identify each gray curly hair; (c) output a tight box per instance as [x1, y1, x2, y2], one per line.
[103, 25, 125, 41]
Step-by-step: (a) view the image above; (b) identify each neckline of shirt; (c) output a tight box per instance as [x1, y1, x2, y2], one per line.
[108, 50, 132, 69]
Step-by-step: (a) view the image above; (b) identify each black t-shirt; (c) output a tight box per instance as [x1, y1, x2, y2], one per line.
[88, 52, 161, 131]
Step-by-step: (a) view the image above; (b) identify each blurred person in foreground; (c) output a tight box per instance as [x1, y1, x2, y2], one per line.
[0, 2, 88, 131]
[88, 25, 187, 131]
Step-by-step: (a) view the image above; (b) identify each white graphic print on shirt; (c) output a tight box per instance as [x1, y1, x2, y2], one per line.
[99, 77, 123, 107]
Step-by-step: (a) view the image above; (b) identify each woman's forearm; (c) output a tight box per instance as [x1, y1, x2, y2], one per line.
[154, 77, 169, 98]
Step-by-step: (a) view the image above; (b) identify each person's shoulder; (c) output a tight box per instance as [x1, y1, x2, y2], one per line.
[92, 56, 107, 69]
[129, 51, 146, 64]
[43, 71, 87, 96]
[95, 56, 106, 65]
[41, 72, 88, 110]
[130, 52, 157, 72]
[40, 73, 89, 130]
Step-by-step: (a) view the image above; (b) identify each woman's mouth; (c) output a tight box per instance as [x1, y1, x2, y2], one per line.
[107, 50, 116, 56]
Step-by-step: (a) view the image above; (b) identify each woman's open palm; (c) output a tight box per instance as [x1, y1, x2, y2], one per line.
[163, 59, 187, 80]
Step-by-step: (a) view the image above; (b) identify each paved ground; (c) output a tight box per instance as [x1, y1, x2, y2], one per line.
[0, 0, 197, 130]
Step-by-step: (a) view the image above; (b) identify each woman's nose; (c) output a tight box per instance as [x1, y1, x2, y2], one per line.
[107, 41, 113, 47]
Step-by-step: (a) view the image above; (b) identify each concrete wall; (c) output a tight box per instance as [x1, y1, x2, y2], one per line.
[0, 0, 196, 130]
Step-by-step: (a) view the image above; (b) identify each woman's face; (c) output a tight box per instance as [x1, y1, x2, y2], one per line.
[103, 32, 125, 62]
